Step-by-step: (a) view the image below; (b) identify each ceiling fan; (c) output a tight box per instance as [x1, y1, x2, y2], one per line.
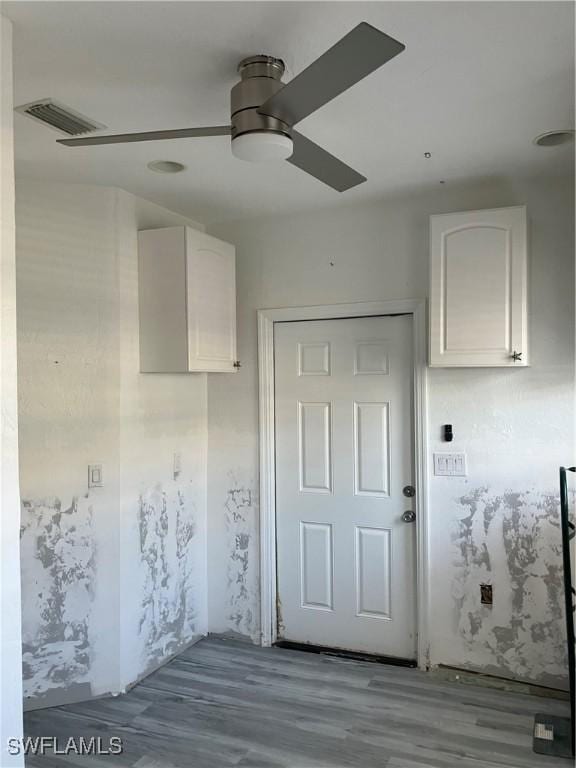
[58, 23, 405, 192]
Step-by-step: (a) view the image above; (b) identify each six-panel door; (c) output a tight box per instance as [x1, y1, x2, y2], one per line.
[275, 315, 417, 659]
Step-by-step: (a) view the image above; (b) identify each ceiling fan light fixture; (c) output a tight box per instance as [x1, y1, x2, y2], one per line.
[231, 132, 293, 163]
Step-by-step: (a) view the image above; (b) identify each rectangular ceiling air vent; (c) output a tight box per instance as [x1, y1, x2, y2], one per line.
[15, 98, 106, 136]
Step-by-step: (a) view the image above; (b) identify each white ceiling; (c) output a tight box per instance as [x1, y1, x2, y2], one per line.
[4, 1, 574, 224]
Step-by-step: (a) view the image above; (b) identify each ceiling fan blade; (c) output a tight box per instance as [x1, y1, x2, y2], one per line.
[258, 22, 405, 127]
[287, 131, 366, 192]
[58, 125, 232, 146]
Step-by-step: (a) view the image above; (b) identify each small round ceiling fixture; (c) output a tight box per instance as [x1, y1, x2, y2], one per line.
[533, 130, 574, 147]
[147, 160, 186, 174]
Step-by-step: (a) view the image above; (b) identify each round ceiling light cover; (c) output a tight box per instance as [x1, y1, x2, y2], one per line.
[231, 132, 293, 163]
[147, 160, 186, 173]
[533, 130, 574, 147]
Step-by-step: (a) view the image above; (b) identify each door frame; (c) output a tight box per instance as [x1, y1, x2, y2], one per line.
[257, 299, 430, 668]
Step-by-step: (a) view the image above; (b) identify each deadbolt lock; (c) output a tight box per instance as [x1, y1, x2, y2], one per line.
[402, 510, 416, 523]
[403, 485, 416, 498]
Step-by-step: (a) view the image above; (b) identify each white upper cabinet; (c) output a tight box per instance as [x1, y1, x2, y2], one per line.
[138, 226, 236, 373]
[429, 206, 528, 367]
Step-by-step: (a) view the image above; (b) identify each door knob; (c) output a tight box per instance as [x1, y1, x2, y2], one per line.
[402, 510, 416, 523]
[403, 485, 416, 498]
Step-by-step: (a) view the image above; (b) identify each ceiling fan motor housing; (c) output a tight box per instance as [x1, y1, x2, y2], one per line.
[231, 55, 291, 139]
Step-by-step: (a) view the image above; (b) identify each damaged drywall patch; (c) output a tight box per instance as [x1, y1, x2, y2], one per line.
[224, 472, 259, 640]
[20, 496, 95, 698]
[137, 483, 197, 670]
[452, 487, 569, 687]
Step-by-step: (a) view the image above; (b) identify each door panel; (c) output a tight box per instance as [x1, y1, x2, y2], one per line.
[275, 315, 416, 658]
[300, 522, 334, 611]
[354, 341, 390, 375]
[355, 526, 392, 619]
[298, 402, 332, 493]
[299, 342, 331, 376]
[354, 402, 390, 496]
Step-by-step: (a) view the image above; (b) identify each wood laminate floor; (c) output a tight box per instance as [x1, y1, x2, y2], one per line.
[24, 637, 570, 768]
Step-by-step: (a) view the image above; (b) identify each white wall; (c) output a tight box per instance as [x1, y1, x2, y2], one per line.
[0, 14, 24, 767]
[15, 180, 208, 708]
[207, 173, 574, 689]
[116, 190, 208, 688]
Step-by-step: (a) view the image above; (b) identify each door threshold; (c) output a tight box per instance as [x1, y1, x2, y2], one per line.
[274, 640, 417, 668]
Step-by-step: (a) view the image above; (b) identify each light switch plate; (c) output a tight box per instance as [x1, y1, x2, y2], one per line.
[88, 464, 103, 488]
[434, 452, 467, 477]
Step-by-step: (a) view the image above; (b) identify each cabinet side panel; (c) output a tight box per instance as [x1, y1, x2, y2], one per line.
[429, 216, 445, 366]
[509, 206, 529, 363]
[138, 228, 188, 372]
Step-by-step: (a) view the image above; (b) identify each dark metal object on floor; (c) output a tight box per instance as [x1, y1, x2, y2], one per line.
[533, 465, 575, 759]
[533, 713, 572, 758]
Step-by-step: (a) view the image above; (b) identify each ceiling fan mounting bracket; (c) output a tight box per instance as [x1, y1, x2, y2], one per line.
[237, 55, 285, 81]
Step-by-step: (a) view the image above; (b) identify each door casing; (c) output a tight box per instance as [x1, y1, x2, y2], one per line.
[258, 299, 430, 668]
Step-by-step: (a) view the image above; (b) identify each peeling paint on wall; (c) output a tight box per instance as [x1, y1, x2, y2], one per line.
[20, 496, 95, 699]
[224, 473, 259, 640]
[452, 487, 570, 688]
[137, 483, 197, 671]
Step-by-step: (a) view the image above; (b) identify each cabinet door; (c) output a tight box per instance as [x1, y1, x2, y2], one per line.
[186, 228, 236, 372]
[429, 206, 527, 367]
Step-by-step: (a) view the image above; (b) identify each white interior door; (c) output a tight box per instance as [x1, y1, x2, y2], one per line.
[275, 315, 416, 659]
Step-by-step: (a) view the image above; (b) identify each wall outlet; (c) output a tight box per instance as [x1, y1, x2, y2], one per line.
[88, 464, 103, 488]
[480, 584, 493, 605]
[173, 452, 181, 479]
[433, 452, 467, 476]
